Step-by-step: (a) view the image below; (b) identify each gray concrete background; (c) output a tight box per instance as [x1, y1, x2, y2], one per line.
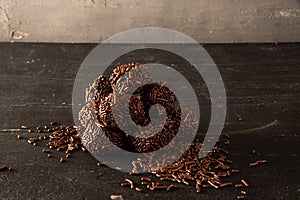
[0, 0, 300, 43]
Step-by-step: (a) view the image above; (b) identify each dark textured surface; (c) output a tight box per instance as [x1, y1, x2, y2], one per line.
[0, 43, 299, 200]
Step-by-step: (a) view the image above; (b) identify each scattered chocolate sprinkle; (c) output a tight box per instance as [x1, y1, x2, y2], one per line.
[235, 184, 243, 188]
[120, 182, 130, 187]
[257, 159, 267, 164]
[141, 177, 151, 182]
[23, 124, 85, 163]
[135, 187, 143, 192]
[220, 182, 233, 188]
[241, 190, 247, 195]
[124, 178, 134, 189]
[110, 195, 124, 200]
[249, 161, 259, 167]
[42, 149, 51, 153]
[59, 157, 65, 163]
[241, 179, 249, 187]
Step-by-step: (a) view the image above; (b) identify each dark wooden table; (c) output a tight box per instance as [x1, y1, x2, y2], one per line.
[0, 43, 299, 200]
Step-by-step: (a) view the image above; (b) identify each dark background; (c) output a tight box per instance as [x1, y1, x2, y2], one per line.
[0, 43, 299, 199]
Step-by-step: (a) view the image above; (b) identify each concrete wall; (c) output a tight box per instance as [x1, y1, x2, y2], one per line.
[0, 0, 299, 43]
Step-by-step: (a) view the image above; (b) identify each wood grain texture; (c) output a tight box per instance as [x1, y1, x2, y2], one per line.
[0, 43, 299, 199]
